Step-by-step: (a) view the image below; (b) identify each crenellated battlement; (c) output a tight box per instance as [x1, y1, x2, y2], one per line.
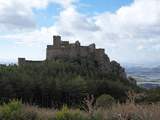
[18, 35, 106, 65]
[52, 36, 83, 49]
[46, 35, 105, 60]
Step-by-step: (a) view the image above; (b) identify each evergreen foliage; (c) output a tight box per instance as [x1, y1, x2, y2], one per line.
[0, 59, 139, 107]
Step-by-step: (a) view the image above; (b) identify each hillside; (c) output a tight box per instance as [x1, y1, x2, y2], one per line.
[0, 36, 140, 107]
[0, 58, 139, 107]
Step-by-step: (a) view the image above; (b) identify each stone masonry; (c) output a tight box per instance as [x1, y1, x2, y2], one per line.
[19, 35, 108, 65]
[46, 36, 106, 60]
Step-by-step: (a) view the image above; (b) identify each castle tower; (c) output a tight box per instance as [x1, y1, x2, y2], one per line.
[75, 41, 80, 47]
[18, 58, 26, 65]
[53, 35, 61, 48]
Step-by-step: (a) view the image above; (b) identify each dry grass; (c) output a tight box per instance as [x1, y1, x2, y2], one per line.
[25, 105, 56, 119]
[23, 102, 160, 120]
[95, 91, 160, 120]
[98, 103, 160, 120]
[20, 92, 160, 120]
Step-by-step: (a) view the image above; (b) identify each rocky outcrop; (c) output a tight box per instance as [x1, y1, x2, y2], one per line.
[94, 51, 127, 80]
[110, 60, 127, 79]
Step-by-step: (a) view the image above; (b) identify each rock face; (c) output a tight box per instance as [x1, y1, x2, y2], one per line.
[18, 35, 127, 80]
[110, 61, 127, 79]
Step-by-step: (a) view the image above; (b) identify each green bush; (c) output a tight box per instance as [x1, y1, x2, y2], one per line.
[92, 111, 105, 120]
[0, 100, 39, 120]
[0, 100, 22, 119]
[55, 106, 90, 120]
[96, 94, 115, 108]
[55, 106, 107, 120]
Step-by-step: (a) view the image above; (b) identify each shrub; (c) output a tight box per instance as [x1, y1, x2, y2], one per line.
[55, 106, 89, 120]
[92, 110, 105, 120]
[96, 94, 115, 108]
[0, 100, 22, 119]
[0, 100, 39, 120]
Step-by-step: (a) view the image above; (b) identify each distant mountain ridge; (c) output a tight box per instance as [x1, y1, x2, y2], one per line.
[125, 65, 160, 88]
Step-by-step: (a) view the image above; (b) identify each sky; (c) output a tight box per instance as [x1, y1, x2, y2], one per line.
[0, 0, 160, 66]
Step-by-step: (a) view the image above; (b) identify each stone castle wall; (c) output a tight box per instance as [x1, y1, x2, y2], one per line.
[18, 58, 44, 65]
[18, 35, 106, 65]
[46, 35, 105, 61]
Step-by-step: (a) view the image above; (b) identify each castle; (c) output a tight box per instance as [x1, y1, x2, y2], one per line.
[18, 35, 128, 80]
[18, 35, 108, 65]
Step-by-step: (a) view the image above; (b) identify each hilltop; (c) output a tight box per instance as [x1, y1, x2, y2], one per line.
[18, 35, 134, 83]
[0, 35, 138, 107]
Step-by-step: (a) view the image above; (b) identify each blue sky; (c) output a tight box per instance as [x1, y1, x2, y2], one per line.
[78, 0, 133, 14]
[0, 0, 160, 66]
[33, 0, 133, 27]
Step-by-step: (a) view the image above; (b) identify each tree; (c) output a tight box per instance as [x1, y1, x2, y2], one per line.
[95, 94, 115, 108]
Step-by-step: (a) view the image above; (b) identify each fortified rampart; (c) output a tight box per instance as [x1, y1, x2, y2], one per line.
[46, 35, 105, 61]
[18, 58, 44, 65]
[18, 35, 106, 65]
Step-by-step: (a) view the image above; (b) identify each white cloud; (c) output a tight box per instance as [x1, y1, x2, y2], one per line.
[0, 0, 76, 30]
[0, 0, 160, 64]
[94, 0, 160, 63]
